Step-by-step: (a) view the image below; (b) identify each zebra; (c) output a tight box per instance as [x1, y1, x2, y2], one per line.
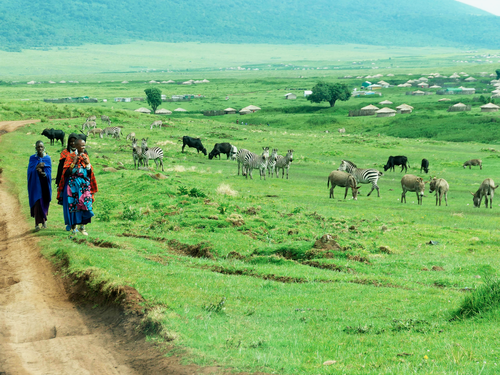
[275, 149, 294, 179]
[236, 148, 252, 176]
[141, 138, 164, 171]
[101, 115, 111, 125]
[82, 121, 96, 130]
[101, 127, 121, 139]
[150, 120, 162, 130]
[337, 160, 383, 197]
[266, 148, 279, 177]
[131, 137, 144, 169]
[126, 132, 136, 141]
[87, 128, 103, 137]
[86, 115, 97, 122]
[243, 147, 270, 180]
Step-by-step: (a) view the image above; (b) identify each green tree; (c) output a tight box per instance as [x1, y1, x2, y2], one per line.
[496, 69, 500, 80]
[307, 82, 351, 108]
[144, 87, 162, 114]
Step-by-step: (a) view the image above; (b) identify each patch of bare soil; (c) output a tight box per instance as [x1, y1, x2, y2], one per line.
[211, 266, 308, 284]
[168, 239, 214, 259]
[0, 121, 256, 375]
[302, 261, 355, 274]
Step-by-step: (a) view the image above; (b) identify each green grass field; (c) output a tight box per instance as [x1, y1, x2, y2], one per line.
[1, 45, 500, 374]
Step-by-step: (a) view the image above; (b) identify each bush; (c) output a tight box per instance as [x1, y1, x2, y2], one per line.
[453, 277, 500, 319]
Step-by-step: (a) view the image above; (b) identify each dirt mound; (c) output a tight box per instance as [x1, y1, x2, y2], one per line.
[313, 234, 341, 251]
[168, 239, 214, 259]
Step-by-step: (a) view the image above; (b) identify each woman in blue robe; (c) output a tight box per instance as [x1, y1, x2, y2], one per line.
[27, 141, 52, 231]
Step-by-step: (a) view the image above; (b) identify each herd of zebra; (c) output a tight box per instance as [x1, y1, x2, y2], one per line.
[82, 115, 122, 139]
[236, 147, 294, 180]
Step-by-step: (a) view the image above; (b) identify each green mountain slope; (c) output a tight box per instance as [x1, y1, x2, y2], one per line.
[1, 0, 499, 51]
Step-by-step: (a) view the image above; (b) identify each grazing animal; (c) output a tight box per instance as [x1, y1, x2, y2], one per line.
[77, 132, 88, 142]
[463, 159, 482, 170]
[429, 177, 449, 206]
[131, 137, 144, 169]
[101, 127, 121, 139]
[126, 132, 136, 141]
[327, 171, 361, 200]
[236, 148, 252, 176]
[243, 147, 270, 180]
[338, 160, 383, 197]
[421, 158, 429, 174]
[209, 143, 233, 160]
[230, 145, 238, 161]
[150, 120, 162, 130]
[182, 136, 207, 155]
[275, 149, 294, 179]
[472, 178, 498, 208]
[338, 128, 346, 133]
[87, 128, 103, 137]
[266, 149, 279, 177]
[141, 138, 164, 171]
[41, 128, 65, 146]
[82, 121, 96, 130]
[101, 115, 111, 125]
[384, 155, 410, 173]
[401, 174, 426, 205]
[86, 115, 97, 122]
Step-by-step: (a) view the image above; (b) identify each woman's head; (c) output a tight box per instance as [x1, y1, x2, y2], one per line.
[75, 138, 86, 154]
[67, 133, 78, 151]
[35, 141, 45, 156]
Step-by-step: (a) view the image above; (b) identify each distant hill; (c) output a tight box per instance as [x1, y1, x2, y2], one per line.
[1, 0, 499, 51]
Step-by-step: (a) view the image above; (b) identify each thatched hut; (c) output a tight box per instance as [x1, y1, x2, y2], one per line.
[429, 85, 442, 89]
[396, 104, 413, 114]
[412, 90, 425, 96]
[242, 105, 261, 112]
[224, 108, 237, 114]
[375, 107, 397, 117]
[135, 107, 151, 114]
[379, 100, 393, 105]
[174, 108, 187, 112]
[360, 104, 379, 116]
[239, 109, 252, 115]
[284, 93, 297, 100]
[492, 94, 500, 99]
[438, 98, 451, 102]
[155, 108, 172, 114]
[481, 103, 500, 112]
[465, 77, 477, 82]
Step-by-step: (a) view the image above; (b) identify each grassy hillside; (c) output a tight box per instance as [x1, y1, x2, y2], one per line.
[0, 0, 499, 51]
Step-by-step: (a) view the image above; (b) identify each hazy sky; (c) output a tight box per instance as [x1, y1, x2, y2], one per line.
[456, 0, 500, 15]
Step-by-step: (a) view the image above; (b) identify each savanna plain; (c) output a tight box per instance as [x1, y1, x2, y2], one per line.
[1, 44, 500, 374]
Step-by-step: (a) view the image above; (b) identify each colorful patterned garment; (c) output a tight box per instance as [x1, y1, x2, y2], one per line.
[56, 149, 71, 202]
[58, 152, 98, 202]
[60, 153, 98, 229]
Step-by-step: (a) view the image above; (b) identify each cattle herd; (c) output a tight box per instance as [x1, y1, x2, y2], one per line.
[41, 117, 497, 209]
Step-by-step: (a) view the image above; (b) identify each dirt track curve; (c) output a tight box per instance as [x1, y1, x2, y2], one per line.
[0, 120, 224, 375]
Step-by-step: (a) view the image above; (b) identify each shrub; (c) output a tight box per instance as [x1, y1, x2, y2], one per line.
[453, 277, 500, 319]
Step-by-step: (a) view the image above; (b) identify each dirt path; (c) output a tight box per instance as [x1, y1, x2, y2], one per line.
[0, 120, 222, 375]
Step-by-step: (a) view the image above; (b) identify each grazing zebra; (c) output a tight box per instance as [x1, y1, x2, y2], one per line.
[126, 132, 136, 141]
[101, 127, 121, 139]
[101, 115, 111, 125]
[267, 148, 279, 177]
[243, 147, 270, 180]
[275, 149, 294, 179]
[87, 128, 103, 137]
[86, 115, 97, 122]
[131, 137, 144, 169]
[141, 138, 164, 171]
[150, 120, 162, 130]
[337, 160, 383, 197]
[82, 121, 96, 130]
[236, 148, 252, 176]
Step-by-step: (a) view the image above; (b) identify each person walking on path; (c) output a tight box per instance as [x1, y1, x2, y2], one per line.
[59, 139, 98, 235]
[27, 141, 52, 232]
[55, 133, 84, 203]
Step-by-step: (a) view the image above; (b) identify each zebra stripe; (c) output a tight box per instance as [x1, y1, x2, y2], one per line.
[141, 138, 164, 171]
[337, 160, 383, 197]
[236, 148, 252, 176]
[82, 121, 96, 130]
[243, 147, 270, 180]
[266, 149, 279, 177]
[101, 115, 111, 125]
[150, 120, 162, 130]
[275, 149, 294, 179]
[131, 138, 144, 169]
[86, 115, 97, 122]
[101, 127, 121, 139]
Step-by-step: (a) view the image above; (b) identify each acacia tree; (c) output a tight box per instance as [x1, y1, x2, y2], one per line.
[144, 87, 162, 113]
[306, 82, 351, 108]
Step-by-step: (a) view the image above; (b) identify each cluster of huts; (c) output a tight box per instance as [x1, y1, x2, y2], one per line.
[359, 102, 414, 117]
[138, 79, 210, 85]
[134, 107, 187, 114]
[223, 105, 261, 115]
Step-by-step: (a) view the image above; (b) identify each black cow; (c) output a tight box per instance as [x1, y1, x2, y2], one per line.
[384, 155, 409, 172]
[420, 158, 429, 174]
[182, 136, 207, 155]
[41, 128, 65, 146]
[208, 143, 232, 160]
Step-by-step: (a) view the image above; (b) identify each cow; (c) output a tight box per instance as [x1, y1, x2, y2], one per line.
[327, 170, 361, 200]
[208, 143, 233, 160]
[41, 128, 65, 146]
[384, 155, 410, 173]
[472, 178, 498, 208]
[182, 136, 207, 155]
[421, 158, 429, 174]
[401, 174, 426, 205]
[463, 159, 482, 170]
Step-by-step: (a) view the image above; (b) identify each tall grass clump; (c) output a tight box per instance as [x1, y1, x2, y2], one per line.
[453, 277, 500, 319]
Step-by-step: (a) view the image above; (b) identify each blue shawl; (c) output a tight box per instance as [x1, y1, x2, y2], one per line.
[27, 153, 52, 209]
